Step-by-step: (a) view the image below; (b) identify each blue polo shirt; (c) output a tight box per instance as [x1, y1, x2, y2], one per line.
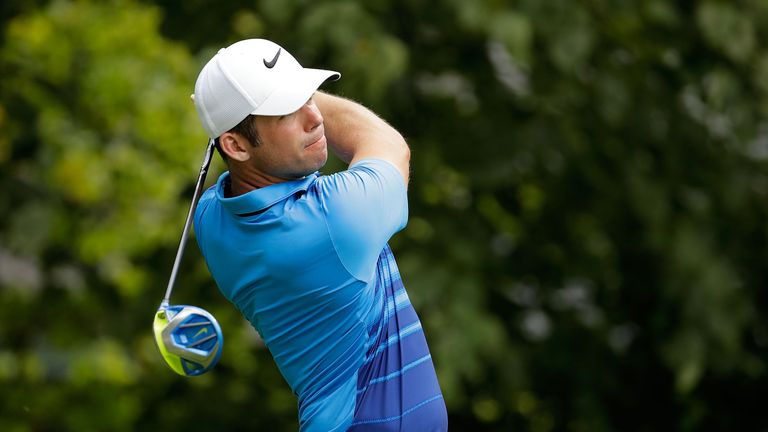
[194, 159, 447, 431]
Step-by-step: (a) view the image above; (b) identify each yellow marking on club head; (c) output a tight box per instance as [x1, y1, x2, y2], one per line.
[194, 326, 209, 339]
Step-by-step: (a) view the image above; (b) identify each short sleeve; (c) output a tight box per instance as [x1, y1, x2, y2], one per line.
[193, 186, 216, 255]
[316, 159, 408, 282]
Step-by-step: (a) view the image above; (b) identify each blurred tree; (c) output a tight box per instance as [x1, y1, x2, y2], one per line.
[0, 1, 295, 430]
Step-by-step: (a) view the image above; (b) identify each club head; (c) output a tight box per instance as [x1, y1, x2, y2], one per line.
[153, 304, 223, 376]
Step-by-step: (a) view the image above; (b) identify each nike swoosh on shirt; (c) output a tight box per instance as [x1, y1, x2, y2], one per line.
[263, 48, 281, 68]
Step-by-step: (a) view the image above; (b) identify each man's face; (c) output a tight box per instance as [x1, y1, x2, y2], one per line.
[249, 96, 328, 179]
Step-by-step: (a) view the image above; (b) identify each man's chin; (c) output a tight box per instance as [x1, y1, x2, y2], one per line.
[289, 157, 328, 179]
[309, 153, 329, 174]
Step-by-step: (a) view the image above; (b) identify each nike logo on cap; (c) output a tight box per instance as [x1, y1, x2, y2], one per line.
[263, 48, 281, 68]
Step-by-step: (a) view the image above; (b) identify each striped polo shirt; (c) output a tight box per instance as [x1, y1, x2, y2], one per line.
[194, 159, 447, 431]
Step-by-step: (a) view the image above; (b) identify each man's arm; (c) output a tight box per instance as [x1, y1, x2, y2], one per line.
[314, 91, 410, 185]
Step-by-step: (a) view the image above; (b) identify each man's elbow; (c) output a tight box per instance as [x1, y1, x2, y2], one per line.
[391, 130, 409, 161]
[400, 136, 411, 164]
[395, 134, 411, 184]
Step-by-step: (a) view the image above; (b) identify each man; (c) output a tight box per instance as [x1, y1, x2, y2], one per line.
[191, 39, 447, 431]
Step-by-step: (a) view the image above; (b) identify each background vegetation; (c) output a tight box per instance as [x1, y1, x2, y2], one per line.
[2, 0, 768, 430]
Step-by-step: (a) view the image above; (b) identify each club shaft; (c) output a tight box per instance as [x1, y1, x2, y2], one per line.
[161, 139, 216, 308]
[188, 333, 217, 347]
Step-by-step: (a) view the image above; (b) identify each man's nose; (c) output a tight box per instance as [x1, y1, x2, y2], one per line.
[301, 102, 323, 132]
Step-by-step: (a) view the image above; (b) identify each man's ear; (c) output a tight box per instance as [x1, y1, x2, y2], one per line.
[218, 132, 251, 162]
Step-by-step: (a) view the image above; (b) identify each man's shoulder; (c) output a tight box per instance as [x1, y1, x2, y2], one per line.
[311, 159, 407, 205]
[317, 159, 405, 185]
[194, 186, 218, 223]
[307, 160, 408, 283]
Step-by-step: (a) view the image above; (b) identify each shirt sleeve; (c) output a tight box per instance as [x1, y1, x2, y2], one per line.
[316, 158, 408, 283]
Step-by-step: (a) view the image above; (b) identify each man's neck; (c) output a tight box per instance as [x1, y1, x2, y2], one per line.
[227, 172, 272, 196]
[227, 164, 301, 197]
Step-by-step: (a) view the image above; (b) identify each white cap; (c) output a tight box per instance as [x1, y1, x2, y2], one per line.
[193, 39, 340, 138]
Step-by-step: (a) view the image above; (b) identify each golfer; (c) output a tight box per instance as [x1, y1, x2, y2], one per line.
[191, 39, 447, 431]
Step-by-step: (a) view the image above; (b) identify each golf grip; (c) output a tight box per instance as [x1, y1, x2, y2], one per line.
[161, 139, 216, 308]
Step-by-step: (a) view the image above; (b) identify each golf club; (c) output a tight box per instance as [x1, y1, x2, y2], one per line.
[153, 139, 223, 376]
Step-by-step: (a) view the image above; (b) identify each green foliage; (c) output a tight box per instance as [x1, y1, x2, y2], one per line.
[1, 0, 204, 293]
[2, 0, 768, 430]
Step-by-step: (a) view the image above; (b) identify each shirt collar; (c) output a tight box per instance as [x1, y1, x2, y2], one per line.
[215, 171, 318, 215]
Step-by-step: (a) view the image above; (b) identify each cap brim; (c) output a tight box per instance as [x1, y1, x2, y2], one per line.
[251, 68, 340, 116]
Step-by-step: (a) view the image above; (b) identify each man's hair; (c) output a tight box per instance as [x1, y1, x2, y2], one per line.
[215, 114, 261, 160]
